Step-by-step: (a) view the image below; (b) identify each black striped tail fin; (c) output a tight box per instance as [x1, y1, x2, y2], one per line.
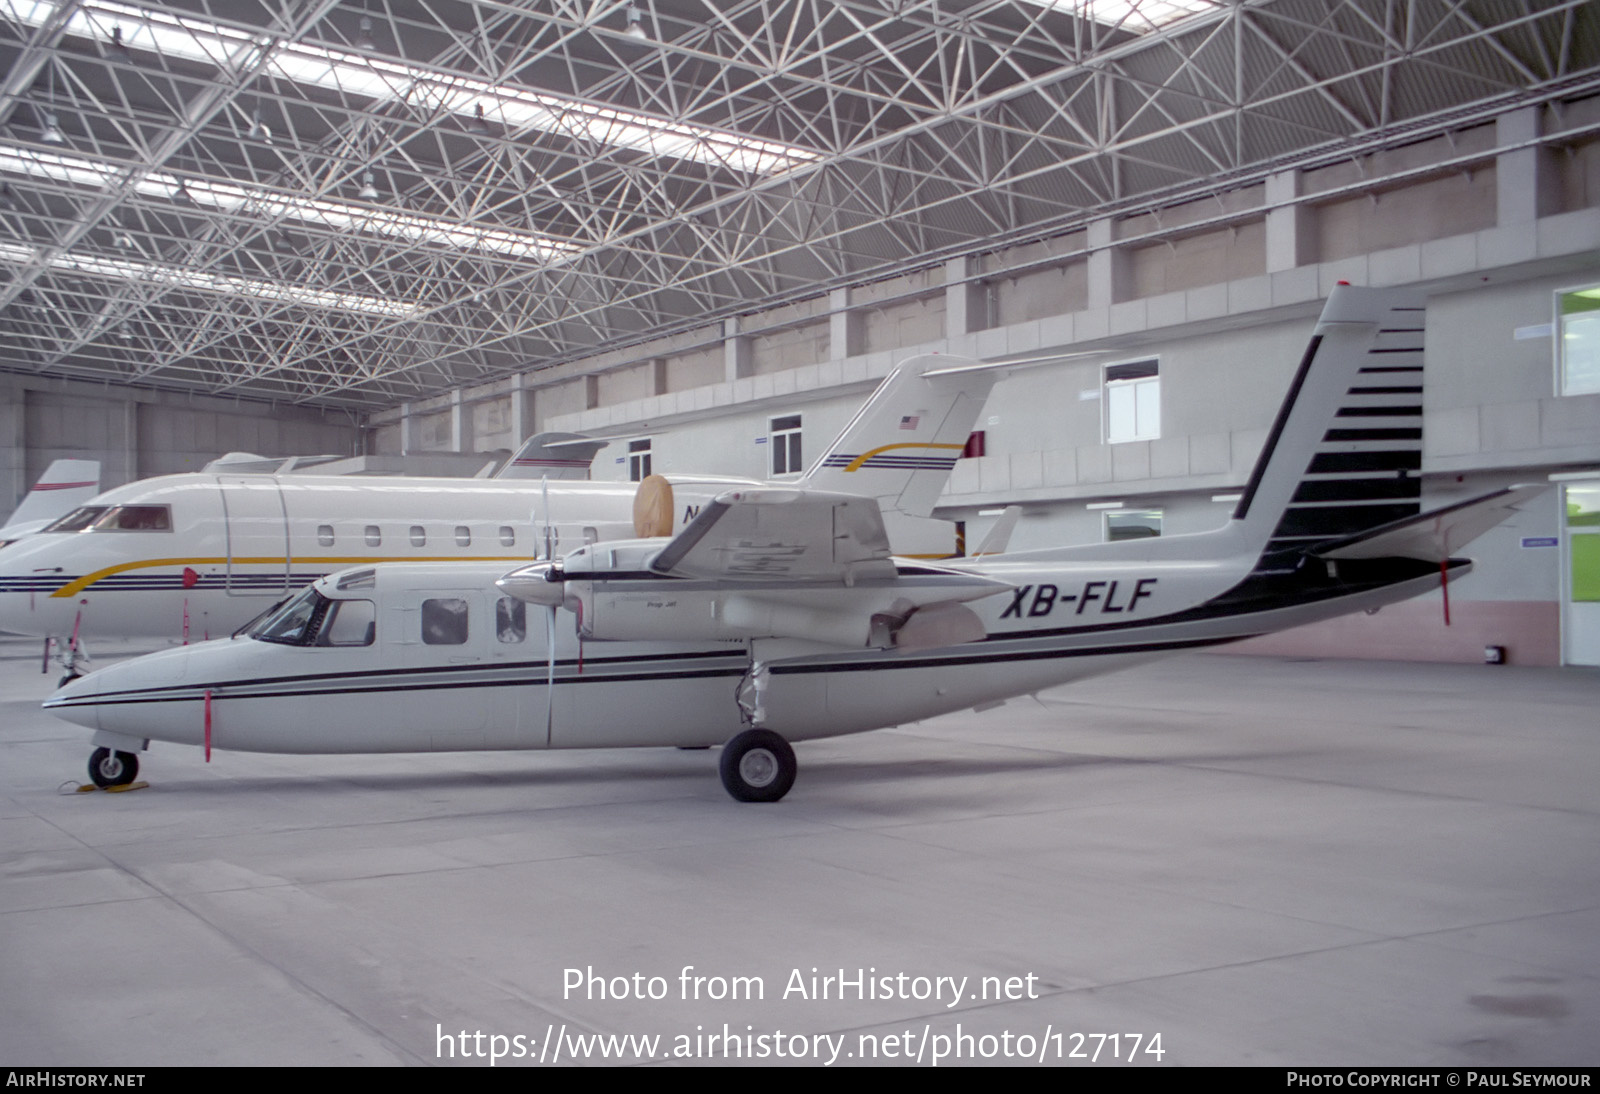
[1231, 286, 1426, 572]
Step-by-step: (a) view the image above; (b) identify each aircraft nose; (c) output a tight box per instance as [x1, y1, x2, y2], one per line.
[42, 645, 193, 728]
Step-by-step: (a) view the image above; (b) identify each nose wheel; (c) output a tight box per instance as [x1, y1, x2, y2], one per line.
[719, 729, 796, 803]
[88, 747, 139, 789]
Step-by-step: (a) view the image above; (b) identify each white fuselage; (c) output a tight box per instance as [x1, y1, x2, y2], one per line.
[43, 546, 1452, 757]
[0, 473, 689, 641]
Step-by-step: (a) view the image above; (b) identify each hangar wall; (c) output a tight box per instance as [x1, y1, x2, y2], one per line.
[365, 105, 1598, 666]
[0, 375, 359, 522]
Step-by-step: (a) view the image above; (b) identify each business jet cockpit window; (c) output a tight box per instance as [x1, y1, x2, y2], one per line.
[41, 506, 109, 533]
[89, 505, 172, 532]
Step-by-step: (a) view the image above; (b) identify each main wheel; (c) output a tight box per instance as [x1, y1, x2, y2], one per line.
[719, 729, 796, 803]
[88, 747, 138, 789]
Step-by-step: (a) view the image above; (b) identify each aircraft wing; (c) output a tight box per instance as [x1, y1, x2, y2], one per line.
[1315, 484, 1549, 562]
[648, 488, 897, 583]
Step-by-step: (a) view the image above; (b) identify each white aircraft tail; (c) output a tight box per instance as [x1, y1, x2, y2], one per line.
[798, 355, 995, 519]
[496, 433, 608, 480]
[0, 459, 101, 543]
[1226, 285, 1427, 572]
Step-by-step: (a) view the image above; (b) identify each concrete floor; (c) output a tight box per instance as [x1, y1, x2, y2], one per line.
[1, 635, 1596, 1067]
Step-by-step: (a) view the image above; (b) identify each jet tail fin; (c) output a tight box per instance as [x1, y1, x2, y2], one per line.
[0, 459, 101, 542]
[1229, 285, 1428, 572]
[496, 433, 607, 480]
[799, 354, 996, 518]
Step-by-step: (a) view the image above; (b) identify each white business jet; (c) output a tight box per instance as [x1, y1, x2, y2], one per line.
[0, 357, 995, 672]
[45, 286, 1542, 801]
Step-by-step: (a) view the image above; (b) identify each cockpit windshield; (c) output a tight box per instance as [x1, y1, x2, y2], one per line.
[249, 587, 327, 646]
[41, 506, 108, 533]
[246, 587, 376, 648]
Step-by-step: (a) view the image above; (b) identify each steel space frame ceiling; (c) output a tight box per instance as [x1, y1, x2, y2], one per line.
[0, 0, 1596, 410]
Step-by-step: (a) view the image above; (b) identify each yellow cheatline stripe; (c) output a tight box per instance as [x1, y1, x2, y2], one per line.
[842, 442, 964, 472]
[50, 555, 532, 598]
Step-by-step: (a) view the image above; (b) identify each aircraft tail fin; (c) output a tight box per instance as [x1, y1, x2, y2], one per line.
[0, 459, 101, 543]
[1229, 285, 1427, 572]
[798, 355, 995, 518]
[496, 433, 608, 480]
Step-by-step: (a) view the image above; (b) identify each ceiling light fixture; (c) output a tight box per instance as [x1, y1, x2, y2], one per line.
[624, 5, 648, 40]
[357, 171, 379, 201]
[40, 111, 66, 144]
[106, 24, 132, 61]
[465, 102, 489, 136]
[172, 181, 193, 204]
[0, 183, 16, 210]
[355, 15, 376, 50]
[113, 231, 134, 247]
[248, 109, 272, 142]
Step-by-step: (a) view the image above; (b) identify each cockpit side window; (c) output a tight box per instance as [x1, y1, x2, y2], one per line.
[42, 506, 109, 533]
[317, 599, 376, 647]
[90, 505, 172, 532]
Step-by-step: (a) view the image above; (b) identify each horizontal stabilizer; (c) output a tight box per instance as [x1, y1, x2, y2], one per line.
[497, 433, 607, 480]
[1315, 484, 1548, 562]
[971, 506, 1021, 556]
[651, 488, 895, 583]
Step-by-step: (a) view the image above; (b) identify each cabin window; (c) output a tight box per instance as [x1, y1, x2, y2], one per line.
[90, 505, 172, 532]
[496, 598, 526, 644]
[318, 599, 375, 646]
[455, 525, 471, 547]
[422, 598, 469, 645]
[42, 506, 108, 533]
[365, 525, 381, 547]
[499, 526, 516, 547]
[410, 525, 426, 547]
[317, 525, 335, 547]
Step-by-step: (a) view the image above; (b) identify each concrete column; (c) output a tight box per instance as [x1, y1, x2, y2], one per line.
[0, 386, 25, 519]
[449, 390, 465, 452]
[651, 358, 669, 396]
[945, 256, 987, 336]
[1496, 107, 1560, 225]
[120, 399, 138, 489]
[510, 373, 529, 443]
[400, 401, 416, 455]
[1265, 169, 1317, 271]
[583, 375, 600, 411]
[1086, 217, 1132, 309]
[829, 287, 861, 358]
[724, 317, 752, 382]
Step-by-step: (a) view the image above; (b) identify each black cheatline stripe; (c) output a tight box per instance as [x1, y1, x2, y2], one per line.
[1335, 405, 1421, 417]
[1273, 503, 1420, 538]
[772, 634, 1255, 675]
[1323, 427, 1421, 442]
[1358, 366, 1423, 374]
[1367, 347, 1423, 354]
[1390, 306, 1426, 311]
[64, 664, 753, 708]
[1233, 334, 1322, 521]
[1307, 450, 1422, 473]
[60, 648, 750, 702]
[1378, 327, 1424, 333]
[1348, 386, 1422, 395]
[1292, 478, 1422, 503]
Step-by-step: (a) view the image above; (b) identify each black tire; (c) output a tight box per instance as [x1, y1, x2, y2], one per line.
[719, 729, 796, 803]
[88, 747, 138, 789]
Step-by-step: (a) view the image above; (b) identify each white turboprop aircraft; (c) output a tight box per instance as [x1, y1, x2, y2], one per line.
[0, 459, 102, 546]
[44, 286, 1543, 801]
[0, 357, 994, 670]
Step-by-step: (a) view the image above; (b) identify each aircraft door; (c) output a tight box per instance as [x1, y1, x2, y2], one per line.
[219, 477, 290, 595]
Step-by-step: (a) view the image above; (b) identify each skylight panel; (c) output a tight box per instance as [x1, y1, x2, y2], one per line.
[0, 240, 414, 317]
[1017, 0, 1220, 34]
[10, 0, 817, 175]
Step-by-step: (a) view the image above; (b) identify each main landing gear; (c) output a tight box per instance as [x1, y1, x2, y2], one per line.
[719, 729, 796, 803]
[88, 747, 139, 789]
